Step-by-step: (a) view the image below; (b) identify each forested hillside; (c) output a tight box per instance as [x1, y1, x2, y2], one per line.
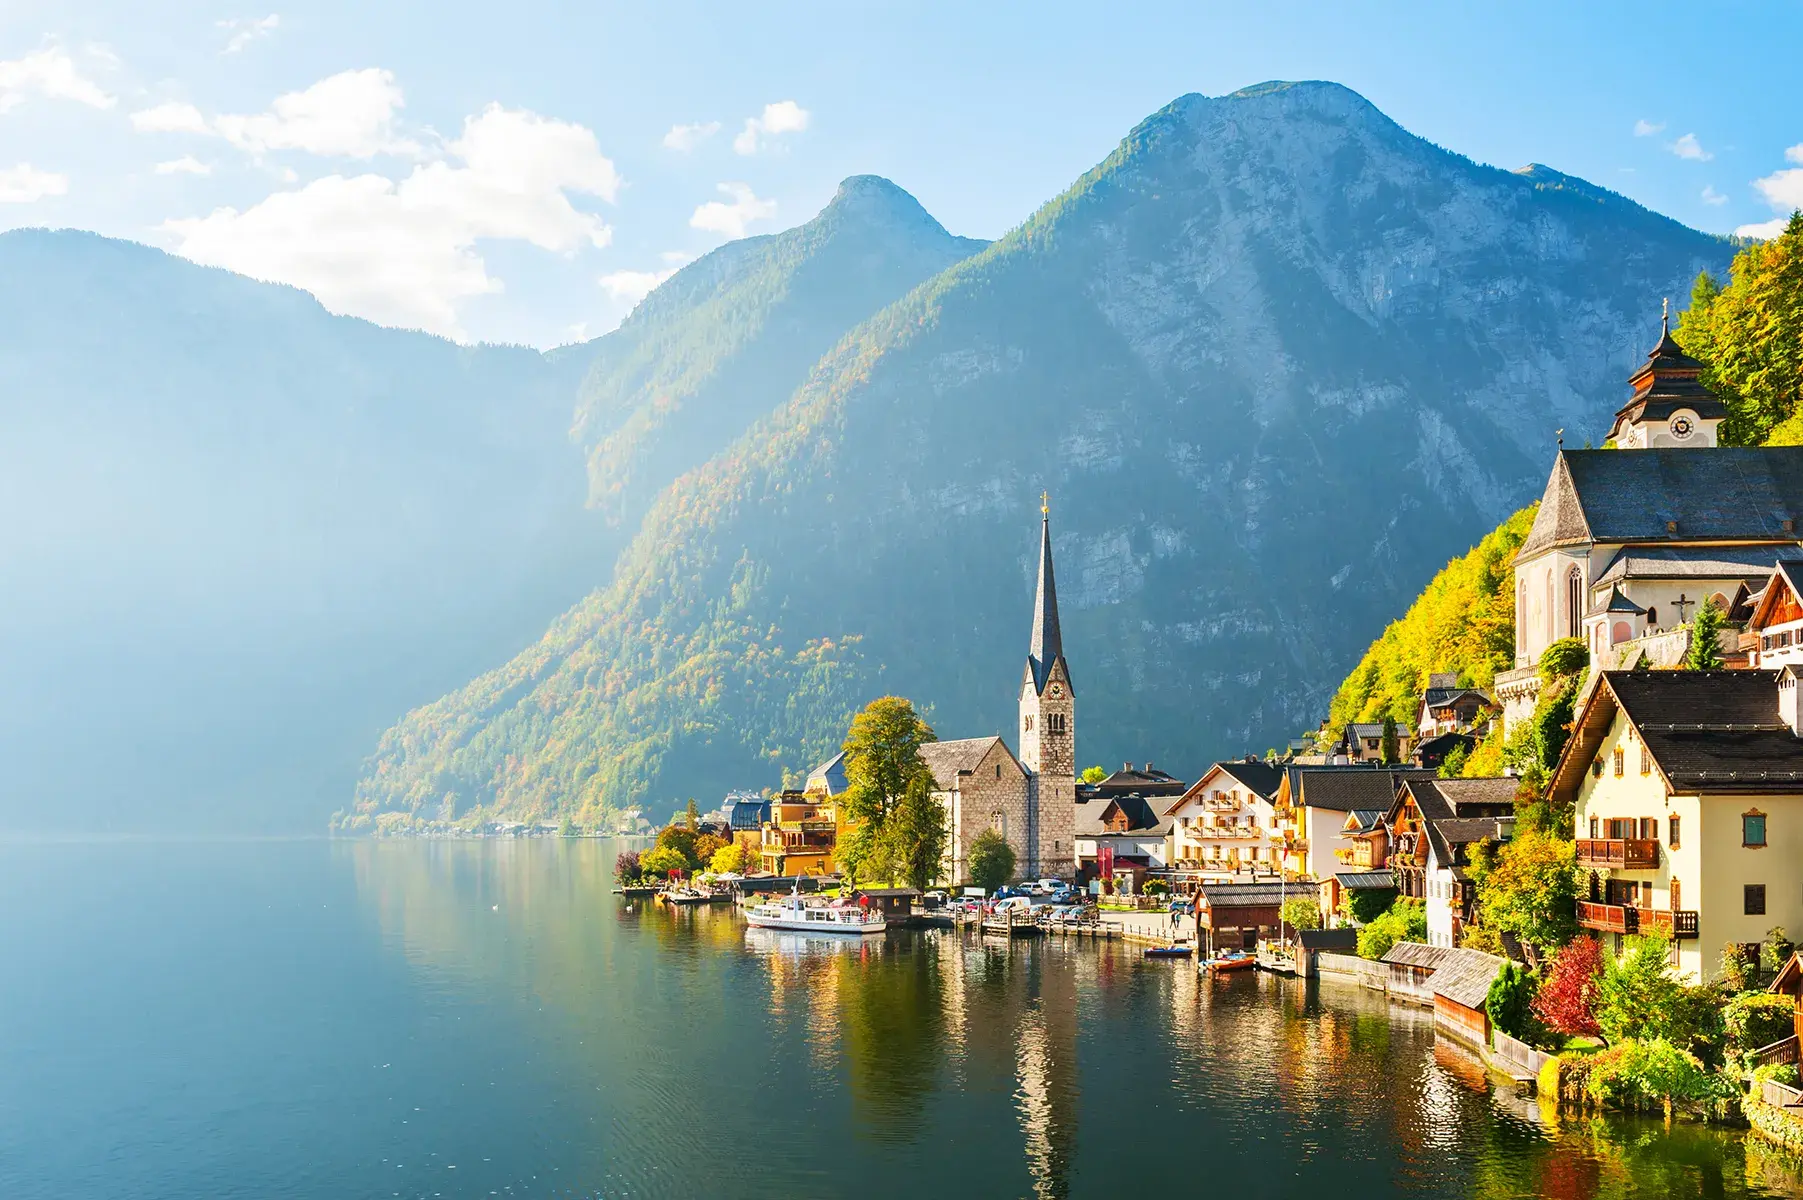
[354, 81, 1734, 828]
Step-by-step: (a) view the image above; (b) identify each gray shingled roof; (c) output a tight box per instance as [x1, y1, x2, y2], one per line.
[1198, 882, 1289, 908]
[1076, 793, 1171, 838]
[1519, 448, 1803, 559]
[1383, 942, 1464, 970]
[1426, 816, 1514, 866]
[1295, 767, 1435, 813]
[1590, 671, 1803, 791]
[1334, 870, 1396, 890]
[1594, 545, 1786, 586]
[1431, 948, 1511, 1010]
[918, 737, 1008, 790]
[1217, 759, 1283, 798]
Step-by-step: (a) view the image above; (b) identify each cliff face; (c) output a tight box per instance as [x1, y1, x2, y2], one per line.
[357, 81, 1733, 824]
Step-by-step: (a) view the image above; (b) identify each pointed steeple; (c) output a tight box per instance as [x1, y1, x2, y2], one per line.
[1028, 495, 1065, 693]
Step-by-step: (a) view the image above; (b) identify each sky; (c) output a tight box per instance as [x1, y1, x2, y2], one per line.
[1, 1, 1799, 350]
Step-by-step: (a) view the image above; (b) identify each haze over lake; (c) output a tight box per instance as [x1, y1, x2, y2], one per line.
[3, 837, 1795, 1199]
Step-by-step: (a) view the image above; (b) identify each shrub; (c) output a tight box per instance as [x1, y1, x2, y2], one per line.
[1143, 877, 1169, 896]
[1597, 932, 1681, 1046]
[1356, 898, 1425, 960]
[1341, 887, 1395, 926]
[1722, 942, 1758, 992]
[1281, 896, 1321, 934]
[710, 841, 751, 875]
[1533, 936, 1604, 1042]
[967, 829, 1016, 894]
[614, 850, 641, 884]
[1538, 637, 1590, 681]
[692, 833, 728, 867]
[1583, 1039, 1734, 1117]
[1486, 961, 1538, 1041]
[1725, 992, 1796, 1057]
[638, 845, 688, 878]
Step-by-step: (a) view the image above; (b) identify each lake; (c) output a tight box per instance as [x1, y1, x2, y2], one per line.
[4, 837, 1800, 1199]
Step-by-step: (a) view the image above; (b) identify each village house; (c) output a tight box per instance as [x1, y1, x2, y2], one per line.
[804, 753, 849, 798]
[1075, 793, 1172, 891]
[1273, 766, 1435, 882]
[1496, 318, 1803, 732]
[1551, 669, 1803, 982]
[1414, 673, 1494, 738]
[1384, 778, 1517, 948]
[1745, 560, 1803, 669]
[1195, 881, 1288, 952]
[1163, 759, 1282, 881]
[1317, 807, 1387, 916]
[1331, 722, 1409, 764]
[1079, 762, 1187, 802]
[758, 789, 844, 877]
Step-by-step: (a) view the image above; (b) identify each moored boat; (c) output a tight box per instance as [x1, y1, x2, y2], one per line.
[1204, 951, 1256, 973]
[1144, 945, 1193, 959]
[744, 891, 886, 935]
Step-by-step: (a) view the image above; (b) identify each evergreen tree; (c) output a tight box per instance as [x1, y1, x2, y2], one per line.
[1676, 212, 1803, 444]
[1685, 597, 1726, 670]
[966, 829, 1016, 894]
[1380, 715, 1400, 765]
[685, 798, 700, 830]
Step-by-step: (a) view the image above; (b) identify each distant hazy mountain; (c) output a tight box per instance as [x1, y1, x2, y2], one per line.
[573, 175, 986, 523]
[354, 81, 1734, 826]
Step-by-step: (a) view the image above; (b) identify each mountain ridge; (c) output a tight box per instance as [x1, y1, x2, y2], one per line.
[352, 81, 1734, 827]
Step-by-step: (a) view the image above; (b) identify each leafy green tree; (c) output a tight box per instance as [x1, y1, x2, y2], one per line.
[966, 829, 1016, 894]
[1485, 961, 1537, 1041]
[1538, 637, 1589, 681]
[1080, 765, 1107, 784]
[1685, 597, 1726, 670]
[887, 772, 948, 891]
[1596, 932, 1682, 1046]
[838, 696, 936, 885]
[685, 798, 700, 830]
[1281, 896, 1321, 934]
[692, 832, 727, 867]
[1470, 828, 1578, 954]
[656, 824, 699, 867]
[639, 845, 688, 878]
[1436, 742, 1470, 778]
[710, 840, 751, 875]
[1725, 992, 1796, 1058]
[1379, 716, 1400, 765]
[1676, 212, 1803, 445]
[1357, 898, 1426, 960]
[1340, 886, 1395, 926]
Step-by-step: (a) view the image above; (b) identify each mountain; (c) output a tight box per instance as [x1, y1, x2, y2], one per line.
[352, 81, 1736, 826]
[572, 175, 986, 523]
[0, 176, 987, 834]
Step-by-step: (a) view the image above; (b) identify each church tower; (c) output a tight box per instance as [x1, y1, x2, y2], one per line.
[1606, 301, 1727, 449]
[1019, 497, 1076, 879]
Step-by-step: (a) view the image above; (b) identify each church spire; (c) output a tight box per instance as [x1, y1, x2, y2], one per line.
[1028, 497, 1064, 692]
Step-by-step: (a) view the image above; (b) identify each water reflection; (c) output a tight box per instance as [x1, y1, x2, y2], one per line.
[341, 839, 1803, 1200]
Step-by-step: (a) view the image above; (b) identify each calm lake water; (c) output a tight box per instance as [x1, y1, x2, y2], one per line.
[4, 837, 1801, 1200]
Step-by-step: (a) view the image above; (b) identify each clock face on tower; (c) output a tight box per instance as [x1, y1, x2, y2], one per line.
[1049, 683, 1063, 699]
[1670, 413, 1695, 440]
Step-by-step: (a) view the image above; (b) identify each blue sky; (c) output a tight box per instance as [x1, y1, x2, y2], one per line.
[1, 1, 1798, 348]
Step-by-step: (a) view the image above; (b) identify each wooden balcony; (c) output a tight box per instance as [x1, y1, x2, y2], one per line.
[1575, 838, 1659, 870]
[1575, 901, 1698, 939]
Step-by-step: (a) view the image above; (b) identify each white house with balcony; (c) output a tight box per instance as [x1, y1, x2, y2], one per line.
[1746, 561, 1803, 669]
[1495, 320, 1803, 733]
[1165, 759, 1282, 877]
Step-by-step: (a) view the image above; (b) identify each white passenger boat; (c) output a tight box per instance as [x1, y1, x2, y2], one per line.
[743, 891, 886, 935]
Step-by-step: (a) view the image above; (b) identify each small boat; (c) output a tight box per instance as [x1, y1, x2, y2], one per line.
[614, 885, 659, 898]
[1205, 951, 1256, 974]
[744, 889, 886, 935]
[1143, 945, 1193, 959]
[662, 887, 715, 905]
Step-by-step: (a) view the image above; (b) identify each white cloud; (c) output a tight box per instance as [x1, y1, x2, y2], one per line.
[0, 48, 115, 114]
[1736, 217, 1789, 240]
[662, 120, 720, 152]
[1670, 133, 1712, 161]
[732, 100, 808, 155]
[160, 104, 618, 340]
[1752, 166, 1803, 212]
[0, 163, 68, 203]
[154, 156, 211, 176]
[132, 69, 414, 159]
[1788, 143, 1803, 166]
[219, 15, 281, 55]
[1633, 119, 1664, 137]
[689, 182, 776, 238]
[600, 266, 679, 306]
[1701, 184, 1728, 206]
[131, 101, 209, 134]
[214, 68, 413, 157]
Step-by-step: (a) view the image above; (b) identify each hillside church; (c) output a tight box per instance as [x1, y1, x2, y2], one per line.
[920, 502, 1078, 883]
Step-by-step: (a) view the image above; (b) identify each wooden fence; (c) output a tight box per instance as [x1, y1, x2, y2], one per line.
[1761, 1078, 1803, 1110]
[1315, 952, 1388, 990]
[1490, 1029, 1556, 1079]
[1753, 1036, 1801, 1070]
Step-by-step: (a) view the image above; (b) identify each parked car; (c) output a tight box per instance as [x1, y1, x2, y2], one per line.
[994, 886, 1026, 900]
[1168, 899, 1194, 914]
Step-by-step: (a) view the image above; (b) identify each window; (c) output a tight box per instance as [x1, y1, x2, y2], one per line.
[1592, 759, 1604, 779]
[1638, 817, 1657, 840]
[994, 764, 1002, 780]
[1640, 747, 1651, 776]
[1612, 748, 1624, 777]
[1567, 567, 1582, 637]
[1517, 580, 1526, 652]
[1589, 816, 1599, 839]
[1668, 815, 1680, 849]
[1024, 715, 1032, 732]
[1744, 812, 1768, 848]
[1746, 884, 1767, 916]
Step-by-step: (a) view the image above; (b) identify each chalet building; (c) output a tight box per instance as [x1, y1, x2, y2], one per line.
[1332, 722, 1408, 764]
[1745, 561, 1803, 668]
[1415, 674, 1494, 738]
[1318, 808, 1387, 915]
[1385, 778, 1516, 948]
[1075, 793, 1172, 889]
[1164, 759, 1282, 878]
[1273, 766, 1435, 882]
[924, 504, 1081, 884]
[1551, 669, 1803, 982]
[1196, 882, 1288, 951]
[1496, 318, 1803, 732]
[758, 790, 844, 877]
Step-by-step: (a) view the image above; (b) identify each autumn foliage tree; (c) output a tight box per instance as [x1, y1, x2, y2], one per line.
[1532, 936, 1604, 1043]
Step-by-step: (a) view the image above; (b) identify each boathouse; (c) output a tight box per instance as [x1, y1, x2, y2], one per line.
[854, 887, 919, 927]
[1196, 882, 1286, 950]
